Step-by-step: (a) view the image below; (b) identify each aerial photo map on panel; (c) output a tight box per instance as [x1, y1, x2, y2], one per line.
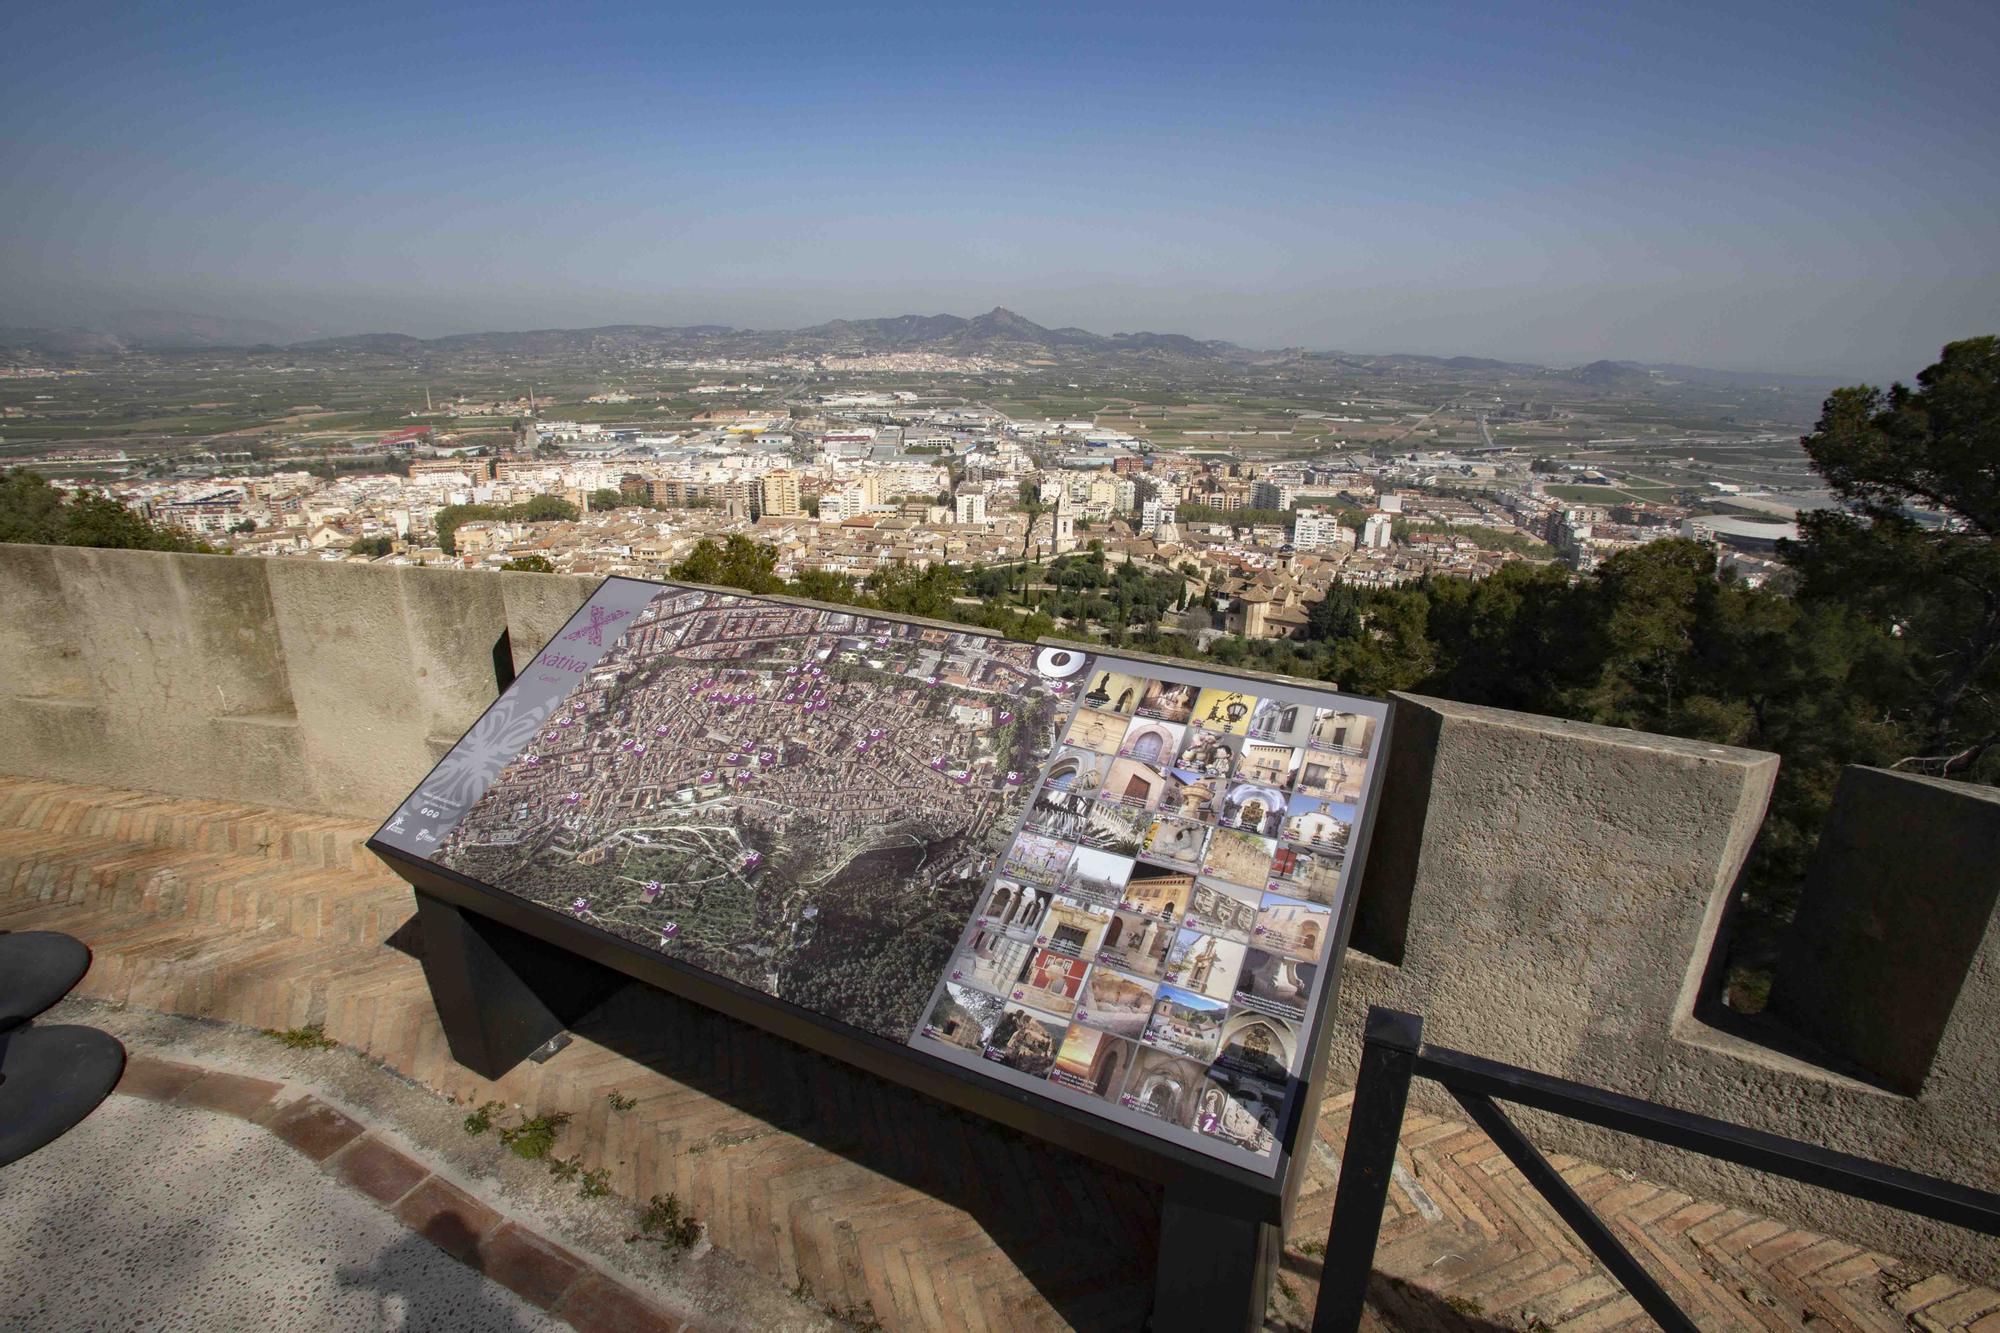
[430, 585, 1083, 1040]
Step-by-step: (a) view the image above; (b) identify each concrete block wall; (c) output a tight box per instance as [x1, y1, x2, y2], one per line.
[1, 544, 1993, 1277]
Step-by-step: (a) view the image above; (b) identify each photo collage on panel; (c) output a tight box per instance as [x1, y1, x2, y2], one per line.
[919, 663, 1382, 1163]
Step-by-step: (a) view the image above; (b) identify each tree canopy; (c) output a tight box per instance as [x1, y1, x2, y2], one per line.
[0, 469, 213, 553]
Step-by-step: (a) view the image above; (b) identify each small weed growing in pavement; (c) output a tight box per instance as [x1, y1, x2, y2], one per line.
[1293, 1239, 1324, 1258]
[1276, 1277, 1298, 1303]
[546, 1155, 580, 1183]
[498, 1110, 570, 1161]
[606, 1090, 637, 1112]
[823, 1299, 884, 1331]
[264, 1023, 338, 1051]
[630, 1193, 701, 1252]
[462, 1101, 504, 1136]
[1444, 1295, 1484, 1316]
[789, 1275, 814, 1302]
[579, 1167, 612, 1198]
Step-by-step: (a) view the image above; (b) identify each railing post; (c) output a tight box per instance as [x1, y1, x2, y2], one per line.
[1313, 1006, 1423, 1332]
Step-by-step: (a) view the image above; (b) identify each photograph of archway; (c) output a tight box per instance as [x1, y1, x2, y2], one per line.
[1217, 781, 1286, 837]
[1203, 828, 1277, 890]
[1308, 709, 1376, 756]
[1266, 843, 1344, 905]
[1279, 794, 1354, 852]
[1174, 729, 1238, 780]
[1116, 716, 1186, 766]
[983, 1001, 1067, 1077]
[1158, 768, 1219, 822]
[1189, 687, 1257, 736]
[1142, 984, 1229, 1061]
[1094, 907, 1173, 979]
[1036, 894, 1113, 960]
[1075, 799, 1147, 856]
[1098, 756, 1168, 811]
[1293, 751, 1365, 804]
[1011, 946, 1089, 1016]
[1002, 831, 1074, 884]
[1254, 892, 1331, 964]
[1122, 861, 1193, 919]
[1078, 669, 1145, 716]
[1186, 877, 1260, 942]
[1135, 678, 1198, 724]
[922, 982, 1007, 1051]
[1064, 706, 1131, 756]
[1120, 1048, 1207, 1126]
[1235, 947, 1316, 1021]
[1139, 815, 1208, 871]
[1162, 928, 1248, 1001]
[1075, 966, 1159, 1038]
[1061, 845, 1135, 906]
[1025, 785, 1094, 841]
[1214, 1010, 1299, 1080]
[948, 932, 1035, 995]
[1246, 698, 1313, 748]
[1051, 1023, 1138, 1098]
[1194, 1063, 1285, 1156]
[976, 878, 1050, 937]
[1041, 745, 1108, 793]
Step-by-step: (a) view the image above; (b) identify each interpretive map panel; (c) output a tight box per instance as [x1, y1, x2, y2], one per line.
[377, 576, 1389, 1177]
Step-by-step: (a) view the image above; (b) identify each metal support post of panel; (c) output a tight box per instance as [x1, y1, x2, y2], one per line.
[414, 891, 621, 1080]
[1150, 1185, 1282, 1333]
[1313, 1006, 1423, 1332]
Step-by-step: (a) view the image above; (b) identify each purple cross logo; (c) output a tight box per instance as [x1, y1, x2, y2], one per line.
[564, 605, 630, 647]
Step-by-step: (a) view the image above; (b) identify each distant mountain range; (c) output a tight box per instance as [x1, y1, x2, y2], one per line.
[0, 305, 1851, 388]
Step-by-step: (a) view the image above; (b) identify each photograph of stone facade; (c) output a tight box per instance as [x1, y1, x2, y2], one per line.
[1011, 946, 1089, 1016]
[1051, 1023, 1138, 1098]
[1254, 893, 1331, 964]
[1238, 740, 1301, 789]
[1094, 908, 1174, 979]
[1139, 815, 1208, 871]
[1189, 688, 1257, 736]
[984, 1002, 1067, 1077]
[1293, 751, 1366, 804]
[923, 982, 1008, 1051]
[1174, 729, 1239, 780]
[1078, 670, 1145, 715]
[1186, 877, 1261, 942]
[1098, 756, 1169, 811]
[1308, 709, 1375, 756]
[1074, 966, 1159, 1038]
[1120, 1048, 1208, 1126]
[1217, 781, 1287, 837]
[1036, 894, 1113, 960]
[1135, 678, 1199, 723]
[1116, 716, 1186, 766]
[1142, 984, 1229, 1061]
[1203, 828, 1277, 890]
[1157, 768, 1219, 822]
[1163, 928, 1248, 1001]
[1121, 862, 1195, 918]
[1064, 706, 1132, 755]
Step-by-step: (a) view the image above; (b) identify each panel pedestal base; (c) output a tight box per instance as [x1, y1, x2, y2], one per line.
[414, 891, 624, 1080]
[1149, 1184, 1281, 1332]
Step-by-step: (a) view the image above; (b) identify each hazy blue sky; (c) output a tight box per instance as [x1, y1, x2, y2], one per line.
[3, 0, 1996, 375]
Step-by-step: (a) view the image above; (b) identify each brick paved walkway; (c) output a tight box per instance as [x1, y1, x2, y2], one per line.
[3, 777, 1993, 1332]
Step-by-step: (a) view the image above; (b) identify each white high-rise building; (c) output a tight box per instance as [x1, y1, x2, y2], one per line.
[1361, 512, 1394, 549]
[954, 490, 988, 525]
[1292, 508, 1354, 553]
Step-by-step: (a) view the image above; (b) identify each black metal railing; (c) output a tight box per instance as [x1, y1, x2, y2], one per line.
[1313, 1007, 2000, 1332]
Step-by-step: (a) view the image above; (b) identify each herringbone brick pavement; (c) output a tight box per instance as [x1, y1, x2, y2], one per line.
[3, 776, 1994, 1332]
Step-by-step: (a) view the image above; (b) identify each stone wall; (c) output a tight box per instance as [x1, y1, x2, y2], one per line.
[1, 543, 1993, 1277]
